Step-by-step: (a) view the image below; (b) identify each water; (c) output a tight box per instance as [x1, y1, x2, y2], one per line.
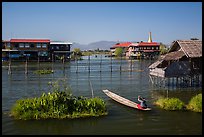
[2, 55, 202, 135]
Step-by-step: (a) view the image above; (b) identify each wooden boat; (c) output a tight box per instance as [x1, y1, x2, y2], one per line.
[102, 89, 151, 111]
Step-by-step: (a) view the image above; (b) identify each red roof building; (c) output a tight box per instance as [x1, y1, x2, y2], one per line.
[110, 42, 132, 56]
[111, 42, 132, 48]
[138, 42, 159, 46]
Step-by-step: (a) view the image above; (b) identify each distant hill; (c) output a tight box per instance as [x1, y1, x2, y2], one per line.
[72, 41, 117, 51]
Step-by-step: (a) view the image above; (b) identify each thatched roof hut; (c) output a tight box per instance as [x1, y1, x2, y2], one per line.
[149, 40, 202, 78]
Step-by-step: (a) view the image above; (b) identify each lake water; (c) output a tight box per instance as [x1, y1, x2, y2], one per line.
[2, 55, 202, 135]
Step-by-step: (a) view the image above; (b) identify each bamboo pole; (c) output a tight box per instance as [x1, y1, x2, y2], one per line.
[52, 53, 54, 72]
[89, 80, 94, 98]
[8, 58, 11, 75]
[130, 56, 132, 72]
[76, 56, 78, 73]
[25, 56, 28, 74]
[8, 51, 11, 75]
[100, 54, 102, 72]
[88, 54, 90, 73]
[110, 52, 112, 72]
[120, 55, 122, 72]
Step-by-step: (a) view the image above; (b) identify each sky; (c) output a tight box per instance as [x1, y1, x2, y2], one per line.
[2, 2, 202, 45]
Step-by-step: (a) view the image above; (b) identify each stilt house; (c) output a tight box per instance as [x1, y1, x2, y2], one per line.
[149, 40, 202, 87]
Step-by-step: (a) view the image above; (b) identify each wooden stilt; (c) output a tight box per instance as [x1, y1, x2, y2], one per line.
[25, 57, 28, 74]
[88, 54, 90, 73]
[8, 59, 11, 75]
[100, 54, 102, 72]
[110, 53, 112, 72]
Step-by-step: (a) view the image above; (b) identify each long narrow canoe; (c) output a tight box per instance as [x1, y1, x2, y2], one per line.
[102, 89, 151, 111]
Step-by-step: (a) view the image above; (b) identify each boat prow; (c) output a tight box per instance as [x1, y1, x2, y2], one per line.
[102, 89, 151, 111]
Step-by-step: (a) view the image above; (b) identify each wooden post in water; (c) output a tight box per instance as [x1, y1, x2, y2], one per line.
[8, 51, 11, 75]
[8, 56, 11, 75]
[88, 54, 90, 73]
[63, 55, 65, 64]
[166, 90, 169, 98]
[38, 55, 40, 70]
[120, 55, 122, 72]
[62, 55, 65, 73]
[110, 53, 112, 72]
[52, 53, 54, 72]
[100, 54, 102, 72]
[130, 56, 133, 72]
[76, 56, 78, 73]
[89, 80, 94, 98]
[25, 55, 28, 74]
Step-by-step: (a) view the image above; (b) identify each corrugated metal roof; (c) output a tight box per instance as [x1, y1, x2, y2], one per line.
[50, 41, 72, 45]
[177, 40, 202, 58]
[10, 39, 50, 43]
[112, 42, 132, 48]
[138, 42, 159, 46]
[129, 43, 139, 47]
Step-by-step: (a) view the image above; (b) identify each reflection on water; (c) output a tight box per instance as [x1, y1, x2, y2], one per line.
[2, 55, 202, 135]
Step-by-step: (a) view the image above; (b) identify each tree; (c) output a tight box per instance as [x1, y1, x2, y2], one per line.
[190, 38, 199, 40]
[73, 48, 82, 56]
[160, 43, 168, 55]
[115, 47, 123, 57]
[72, 48, 82, 60]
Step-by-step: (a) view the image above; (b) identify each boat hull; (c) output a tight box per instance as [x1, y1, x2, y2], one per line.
[102, 89, 151, 111]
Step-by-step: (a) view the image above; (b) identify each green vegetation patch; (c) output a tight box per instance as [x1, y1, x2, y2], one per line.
[186, 93, 202, 113]
[10, 80, 108, 120]
[33, 69, 54, 75]
[154, 97, 185, 111]
[10, 91, 107, 120]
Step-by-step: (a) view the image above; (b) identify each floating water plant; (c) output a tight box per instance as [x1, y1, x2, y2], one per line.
[10, 80, 108, 120]
[33, 69, 54, 75]
[154, 97, 185, 111]
[186, 93, 202, 113]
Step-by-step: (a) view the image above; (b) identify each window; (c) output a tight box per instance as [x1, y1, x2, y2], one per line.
[19, 43, 24, 48]
[15, 43, 19, 48]
[37, 43, 41, 48]
[30, 44, 35, 48]
[25, 43, 30, 48]
[42, 43, 47, 48]
[7, 43, 11, 48]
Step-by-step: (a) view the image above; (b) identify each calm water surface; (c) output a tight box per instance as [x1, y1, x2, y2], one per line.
[2, 55, 202, 135]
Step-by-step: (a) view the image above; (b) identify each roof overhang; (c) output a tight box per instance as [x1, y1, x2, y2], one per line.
[50, 41, 72, 45]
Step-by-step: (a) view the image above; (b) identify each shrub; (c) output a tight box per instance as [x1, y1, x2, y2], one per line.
[10, 80, 108, 120]
[154, 97, 185, 111]
[10, 91, 108, 120]
[186, 93, 202, 113]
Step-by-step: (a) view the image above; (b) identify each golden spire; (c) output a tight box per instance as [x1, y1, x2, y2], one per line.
[148, 32, 152, 43]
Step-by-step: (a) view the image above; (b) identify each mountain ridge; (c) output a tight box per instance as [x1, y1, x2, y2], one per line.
[72, 41, 117, 51]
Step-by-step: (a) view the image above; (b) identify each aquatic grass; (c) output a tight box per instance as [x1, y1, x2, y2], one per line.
[10, 80, 108, 120]
[186, 93, 202, 113]
[33, 69, 54, 75]
[10, 91, 108, 120]
[154, 97, 185, 111]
